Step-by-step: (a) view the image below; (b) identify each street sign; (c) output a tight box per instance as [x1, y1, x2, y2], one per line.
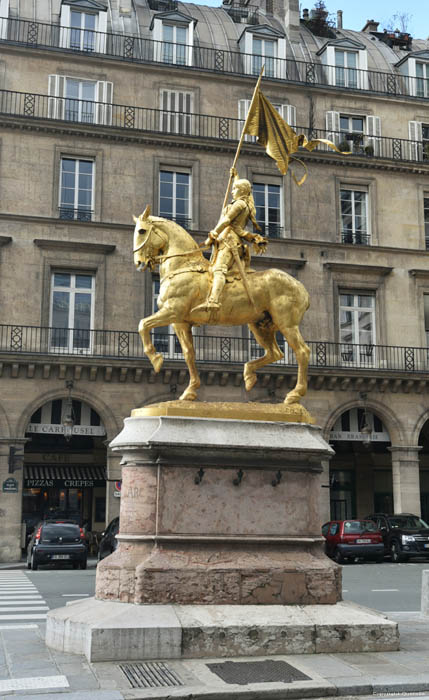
[2, 477, 18, 493]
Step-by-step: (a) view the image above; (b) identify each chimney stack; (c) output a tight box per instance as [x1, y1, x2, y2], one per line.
[362, 19, 379, 33]
[284, 0, 300, 41]
[337, 10, 343, 29]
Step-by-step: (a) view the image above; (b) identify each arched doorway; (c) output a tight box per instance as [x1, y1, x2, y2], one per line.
[418, 420, 429, 522]
[22, 396, 107, 541]
[329, 407, 391, 519]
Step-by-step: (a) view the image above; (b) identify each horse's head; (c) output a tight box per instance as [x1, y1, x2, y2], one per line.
[133, 206, 167, 271]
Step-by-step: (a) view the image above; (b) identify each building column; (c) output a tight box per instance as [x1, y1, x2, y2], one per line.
[388, 446, 422, 516]
[0, 438, 27, 562]
[105, 449, 122, 525]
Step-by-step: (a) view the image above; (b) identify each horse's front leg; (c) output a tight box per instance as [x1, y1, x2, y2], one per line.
[173, 322, 200, 401]
[138, 309, 176, 374]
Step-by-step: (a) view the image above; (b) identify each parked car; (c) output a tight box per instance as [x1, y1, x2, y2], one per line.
[97, 517, 119, 562]
[365, 512, 429, 563]
[321, 519, 384, 564]
[26, 520, 87, 570]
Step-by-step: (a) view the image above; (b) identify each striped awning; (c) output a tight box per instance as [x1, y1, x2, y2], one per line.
[24, 465, 105, 487]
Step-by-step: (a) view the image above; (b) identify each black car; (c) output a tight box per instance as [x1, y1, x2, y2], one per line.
[26, 521, 87, 570]
[365, 512, 429, 562]
[97, 517, 119, 561]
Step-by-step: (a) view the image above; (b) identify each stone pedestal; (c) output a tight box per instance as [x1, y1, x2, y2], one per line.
[95, 408, 340, 606]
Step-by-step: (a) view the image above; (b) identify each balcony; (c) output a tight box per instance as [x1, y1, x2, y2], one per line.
[0, 17, 429, 101]
[341, 232, 370, 246]
[58, 207, 93, 222]
[1, 325, 429, 375]
[0, 88, 427, 170]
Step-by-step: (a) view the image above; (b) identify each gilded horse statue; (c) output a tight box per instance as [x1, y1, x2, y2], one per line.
[133, 207, 310, 405]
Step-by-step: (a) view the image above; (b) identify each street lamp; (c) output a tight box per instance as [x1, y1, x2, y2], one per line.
[62, 380, 75, 442]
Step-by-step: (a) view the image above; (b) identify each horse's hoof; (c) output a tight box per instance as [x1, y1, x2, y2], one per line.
[179, 390, 197, 401]
[152, 353, 163, 374]
[244, 374, 257, 392]
[284, 392, 301, 406]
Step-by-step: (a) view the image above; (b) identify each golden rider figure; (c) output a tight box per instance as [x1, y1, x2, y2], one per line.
[194, 167, 267, 312]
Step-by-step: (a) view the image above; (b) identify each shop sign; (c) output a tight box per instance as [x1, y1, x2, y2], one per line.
[330, 431, 383, 442]
[24, 478, 105, 489]
[26, 423, 106, 437]
[2, 478, 18, 493]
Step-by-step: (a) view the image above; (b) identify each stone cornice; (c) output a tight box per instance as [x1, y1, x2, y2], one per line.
[0, 212, 129, 230]
[0, 236, 12, 247]
[409, 269, 429, 278]
[324, 262, 393, 276]
[34, 239, 116, 255]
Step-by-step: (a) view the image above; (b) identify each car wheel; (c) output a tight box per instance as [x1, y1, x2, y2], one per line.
[31, 552, 38, 571]
[390, 541, 408, 563]
[80, 560, 87, 570]
[333, 548, 345, 564]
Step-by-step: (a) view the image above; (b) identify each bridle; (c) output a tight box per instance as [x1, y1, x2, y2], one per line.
[133, 220, 210, 268]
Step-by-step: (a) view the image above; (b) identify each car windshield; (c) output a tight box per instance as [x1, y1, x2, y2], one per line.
[388, 516, 429, 530]
[41, 524, 81, 543]
[343, 520, 378, 534]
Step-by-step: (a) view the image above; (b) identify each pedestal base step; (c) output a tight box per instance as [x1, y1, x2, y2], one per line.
[46, 598, 399, 662]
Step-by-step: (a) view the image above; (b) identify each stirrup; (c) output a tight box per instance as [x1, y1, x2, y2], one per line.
[192, 299, 220, 313]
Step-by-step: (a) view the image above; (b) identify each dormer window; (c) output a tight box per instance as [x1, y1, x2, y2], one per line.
[239, 25, 285, 79]
[318, 39, 367, 90]
[0, 0, 9, 40]
[396, 51, 429, 98]
[150, 11, 197, 67]
[416, 62, 429, 98]
[60, 1, 107, 53]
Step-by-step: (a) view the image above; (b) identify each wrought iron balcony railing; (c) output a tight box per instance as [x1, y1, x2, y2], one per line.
[341, 232, 371, 246]
[1, 325, 429, 374]
[58, 207, 93, 222]
[0, 88, 427, 168]
[1, 16, 429, 101]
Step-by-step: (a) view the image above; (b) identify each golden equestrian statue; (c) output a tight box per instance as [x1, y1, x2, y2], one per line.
[133, 69, 348, 408]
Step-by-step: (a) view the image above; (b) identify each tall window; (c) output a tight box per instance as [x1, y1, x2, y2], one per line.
[424, 295, 429, 347]
[340, 189, 369, 245]
[152, 279, 182, 356]
[253, 183, 282, 237]
[59, 158, 94, 221]
[70, 10, 96, 52]
[339, 114, 364, 153]
[65, 78, 96, 123]
[160, 90, 193, 135]
[162, 24, 187, 65]
[335, 49, 358, 88]
[252, 37, 276, 78]
[424, 197, 429, 249]
[339, 293, 375, 365]
[416, 62, 429, 98]
[50, 273, 94, 353]
[159, 170, 191, 227]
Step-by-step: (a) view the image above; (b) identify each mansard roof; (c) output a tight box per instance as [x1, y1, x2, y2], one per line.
[395, 50, 429, 67]
[316, 37, 366, 55]
[62, 0, 108, 10]
[149, 10, 198, 30]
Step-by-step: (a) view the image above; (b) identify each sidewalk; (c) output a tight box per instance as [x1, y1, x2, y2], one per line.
[0, 610, 428, 699]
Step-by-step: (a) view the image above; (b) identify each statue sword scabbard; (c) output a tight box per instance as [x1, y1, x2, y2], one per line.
[230, 245, 257, 310]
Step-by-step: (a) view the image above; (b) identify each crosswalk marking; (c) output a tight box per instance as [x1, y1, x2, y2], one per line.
[0, 572, 48, 622]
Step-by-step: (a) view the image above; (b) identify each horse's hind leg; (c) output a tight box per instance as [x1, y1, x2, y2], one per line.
[173, 322, 201, 401]
[277, 325, 310, 405]
[244, 321, 284, 392]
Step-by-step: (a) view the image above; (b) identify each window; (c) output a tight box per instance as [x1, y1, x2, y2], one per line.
[0, 0, 9, 40]
[50, 273, 94, 353]
[424, 295, 429, 347]
[424, 197, 429, 249]
[60, 4, 107, 53]
[48, 76, 113, 125]
[340, 189, 369, 245]
[70, 10, 96, 51]
[416, 62, 429, 98]
[59, 158, 94, 221]
[152, 279, 182, 356]
[160, 89, 193, 135]
[339, 114, 364, 153]
[252, 37, 276, 78]
[339, 293, 375, 364]
[159, 170, 191, 227]
[162, 24, 187, 65]
[65, 78, 96, 123]
[253, 183, 283, 238]
[335, 49, 358, 88]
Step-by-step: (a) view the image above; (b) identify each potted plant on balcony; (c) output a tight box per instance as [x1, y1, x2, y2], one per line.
[364, 144, 375, 156]
[339, 139, 351, 152]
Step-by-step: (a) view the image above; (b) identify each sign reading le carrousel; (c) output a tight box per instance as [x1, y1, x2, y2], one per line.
[2, 478, 18, 493]
[26, 423, 105, 436]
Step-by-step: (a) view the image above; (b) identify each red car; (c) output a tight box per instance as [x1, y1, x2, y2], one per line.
[321, 519, 384, 564]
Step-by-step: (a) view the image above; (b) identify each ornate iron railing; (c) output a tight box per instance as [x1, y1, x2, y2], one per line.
[0, 16, 428, 101]
[1, 325, 429, 373]
[0, 88, 427, 167]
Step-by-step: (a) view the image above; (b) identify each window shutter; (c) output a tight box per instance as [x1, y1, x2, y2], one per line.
[0, 0, 9, 40]
[48, 75, 65, 120]
[326, 111, 340, 144]
[238, 99, 254, 142]
[59, 4, 70, 48]
[408, 120, 423, 161]
[96, 11, 107, 53]
[285, 104, 296, 128]
[366, 115, 381, 156]
[95, 81, 113, 125]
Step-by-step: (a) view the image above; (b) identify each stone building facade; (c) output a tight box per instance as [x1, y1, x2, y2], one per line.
[1, 0, 429, 560]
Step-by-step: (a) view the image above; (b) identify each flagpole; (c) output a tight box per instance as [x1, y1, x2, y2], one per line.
[221, 65, 265, 211]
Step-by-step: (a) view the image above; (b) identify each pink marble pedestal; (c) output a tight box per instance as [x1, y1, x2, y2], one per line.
[96, 414, 341, 605]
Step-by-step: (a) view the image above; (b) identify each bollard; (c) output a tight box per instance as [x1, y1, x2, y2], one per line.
[421, 570, 429, 616]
